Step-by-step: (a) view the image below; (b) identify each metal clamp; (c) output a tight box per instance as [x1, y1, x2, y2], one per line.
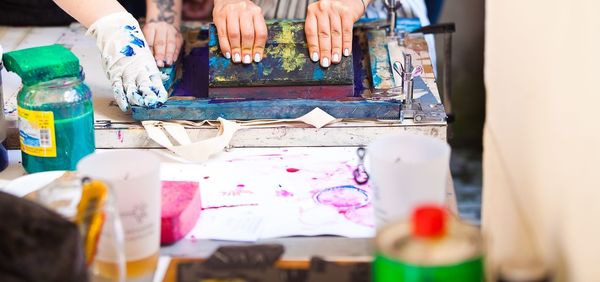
[353, 147, 369, 185]
[393, 53, 446, 123]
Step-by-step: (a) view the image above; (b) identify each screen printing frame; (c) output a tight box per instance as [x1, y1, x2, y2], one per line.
[0, 23, 446, 149]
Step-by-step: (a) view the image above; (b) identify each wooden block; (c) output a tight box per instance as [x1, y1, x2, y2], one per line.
[161, 181, 202, 245]
[208, 20, 354, 94]
[131, 99, 400, 120]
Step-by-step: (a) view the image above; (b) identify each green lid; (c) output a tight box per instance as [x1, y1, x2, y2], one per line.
[2, 44, 80, 85]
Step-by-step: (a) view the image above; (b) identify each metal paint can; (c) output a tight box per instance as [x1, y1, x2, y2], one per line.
[373, 205, 484, 282]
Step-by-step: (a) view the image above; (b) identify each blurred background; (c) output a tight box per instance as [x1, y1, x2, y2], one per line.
[435, 0, 485, 224]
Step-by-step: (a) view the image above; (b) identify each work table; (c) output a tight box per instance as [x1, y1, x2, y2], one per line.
[0, 23, 454, 281]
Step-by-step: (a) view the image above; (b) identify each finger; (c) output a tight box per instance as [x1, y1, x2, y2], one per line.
[329, 12, 343, 64]
[174, 33, 183, 62]
[316, 11, 332, 67]
[111, 78, 129, 112]
[239, 13, 255, 64]
[227, 13, 242, 63]
[165, 29, 177, 65]
[214, 16, 231, 59]
[136, 71, 160, 108]
[124, 74, 144, 107]
[341, 14, 354, 57]
[252, 12, 267, 62]
[144, 25, 156, 56]
[150, 73, 169, 104]
[305, 11, 319, 63]
[154, 28, 168, 67]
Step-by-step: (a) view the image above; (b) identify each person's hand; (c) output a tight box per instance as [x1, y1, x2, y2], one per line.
[213, 0, 268, 64]
[305, 0, 365, 68]
[143, 21, 184, 67]
[87, 12, 168, 111]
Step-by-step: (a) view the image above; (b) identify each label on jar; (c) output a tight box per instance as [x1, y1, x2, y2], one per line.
[18, 106, 57, 157]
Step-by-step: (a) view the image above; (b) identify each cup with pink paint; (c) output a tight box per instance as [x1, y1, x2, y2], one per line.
[78, 150, 161, 282]
[367, 133, 451, 228]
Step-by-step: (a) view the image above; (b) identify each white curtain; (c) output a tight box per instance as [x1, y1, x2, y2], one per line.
[483, 0, 600, 280]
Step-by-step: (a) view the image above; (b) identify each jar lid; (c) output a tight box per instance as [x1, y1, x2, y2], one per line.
[2, 44, 80, 86]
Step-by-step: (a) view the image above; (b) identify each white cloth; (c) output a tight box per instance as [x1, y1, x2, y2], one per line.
[87, 12, 167, 112]
[484, 0, 600, 280]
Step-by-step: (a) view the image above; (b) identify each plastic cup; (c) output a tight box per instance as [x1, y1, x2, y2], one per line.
[367, 133, 451, 228]
[78, 151, 161, 282]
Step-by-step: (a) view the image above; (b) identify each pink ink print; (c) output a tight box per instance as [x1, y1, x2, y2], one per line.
[258, 154, 283, 157]
[221, 190, 253, 196]
[203, 176, 210, 179]
[314, 185, 370, 212]
[237, 184, 245, 188]
[276, 190, 294, 197]
[344, 205, 375, 227]
[117, 130, 124, 143]
[286, 168, 300, 173]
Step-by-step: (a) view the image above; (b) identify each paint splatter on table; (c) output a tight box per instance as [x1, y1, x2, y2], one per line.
[161, 147, 376, 241]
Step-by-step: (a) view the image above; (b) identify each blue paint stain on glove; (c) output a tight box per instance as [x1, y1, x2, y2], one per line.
[120, 45, 135, 57]
[129, 34, 145, 48]
[124, 25, 137, 31]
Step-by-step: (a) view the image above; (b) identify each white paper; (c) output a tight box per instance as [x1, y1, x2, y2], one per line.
[174, 147, 376, 242]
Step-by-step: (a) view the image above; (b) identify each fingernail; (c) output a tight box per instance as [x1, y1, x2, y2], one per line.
[166, 59, 173, 65]
[225, 52, 231, 59]
[243, 54, 252, 64]
[321, 57, 330, 68]
[156, 59, 164, 67]
[233, 53, 241, 62]
[332, 53, 340, 63]
[344, 48, 350, 57]
[254, 53, 262, 63]
[311, 52, 319, 62]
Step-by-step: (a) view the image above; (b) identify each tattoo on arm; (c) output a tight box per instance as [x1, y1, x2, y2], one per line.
[149, 0, 176, 23]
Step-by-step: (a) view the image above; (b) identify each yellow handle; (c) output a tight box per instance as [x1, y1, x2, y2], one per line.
[75, 179, 109, 266]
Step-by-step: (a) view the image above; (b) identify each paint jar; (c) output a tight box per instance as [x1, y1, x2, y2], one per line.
[78, 150, 161, 282]
[367, 133, 450, 228]
[373, 205, 484, 282]
[27, 172, 127, 282]
[2, 44, 95, 173]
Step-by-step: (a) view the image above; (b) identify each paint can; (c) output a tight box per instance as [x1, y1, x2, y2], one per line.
[373, 205, 484, 282]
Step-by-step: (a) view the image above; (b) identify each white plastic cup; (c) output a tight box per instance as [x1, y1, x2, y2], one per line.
[367, 133, 451, 228]
[78, 150, 161, 281]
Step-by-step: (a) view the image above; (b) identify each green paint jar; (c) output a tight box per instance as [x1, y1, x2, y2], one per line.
[373, 205, 484, 282]
[3, 45, 95, 173]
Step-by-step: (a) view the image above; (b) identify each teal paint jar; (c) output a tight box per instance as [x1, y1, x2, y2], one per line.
[3, 44, 95, 173]
[17, 70, 95, 173]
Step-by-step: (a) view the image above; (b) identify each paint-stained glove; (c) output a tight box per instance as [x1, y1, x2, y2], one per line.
[87, 12, 167, 112]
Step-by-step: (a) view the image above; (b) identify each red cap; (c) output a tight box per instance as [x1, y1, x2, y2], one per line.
[411, 204, 447, 238]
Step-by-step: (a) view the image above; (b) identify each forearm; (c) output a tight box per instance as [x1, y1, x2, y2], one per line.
[146, 0, 182, 27]
[52, 0, 126, 27]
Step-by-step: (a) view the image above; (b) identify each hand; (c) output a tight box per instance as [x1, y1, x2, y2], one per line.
[87, 12, 168, 111]
[143, 21, 184, 67]
[213, 0, 267, 64]
[305, 0, 365, 67]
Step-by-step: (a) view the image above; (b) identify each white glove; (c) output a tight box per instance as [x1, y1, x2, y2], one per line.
[87, 12, 168, 112]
